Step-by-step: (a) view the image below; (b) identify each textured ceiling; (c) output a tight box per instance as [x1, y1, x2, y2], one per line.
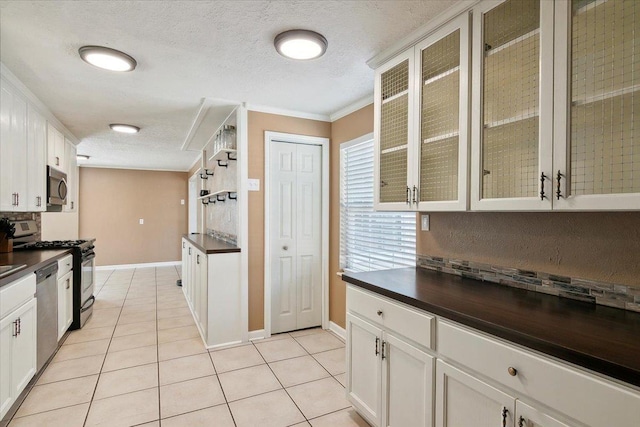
[0, 0, 458, 170]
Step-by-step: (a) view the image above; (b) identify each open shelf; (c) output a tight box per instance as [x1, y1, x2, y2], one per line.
[208, 148, 237, 163]
[199, 189, 238, 205]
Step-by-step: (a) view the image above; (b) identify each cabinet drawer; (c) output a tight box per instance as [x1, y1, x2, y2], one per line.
[347, 285, 433, 350]
[0, 273, 36, 319]
[437, 319, 640, 427]
[57, 254, 73, 277]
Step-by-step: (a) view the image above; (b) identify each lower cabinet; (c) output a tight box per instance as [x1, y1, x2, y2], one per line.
[57, 270, 73, 341]
[181, 238, 241, 348]
[347, 308, 434, 427]
[0, 298, 37, 419]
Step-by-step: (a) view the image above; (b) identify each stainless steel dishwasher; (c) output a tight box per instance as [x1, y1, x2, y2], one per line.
[35, 262, 58, 372]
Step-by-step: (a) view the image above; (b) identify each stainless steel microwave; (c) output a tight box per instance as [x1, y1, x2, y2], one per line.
[47, 166, 67, 211]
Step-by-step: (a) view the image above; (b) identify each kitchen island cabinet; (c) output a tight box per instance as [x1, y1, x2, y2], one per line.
[181, 235, 241, 349]
[343, 268, 640, 427]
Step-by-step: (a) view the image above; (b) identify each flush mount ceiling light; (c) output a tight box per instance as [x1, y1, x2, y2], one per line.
[79, 46, 137, 72]
[109, 124, 140, 134]
[76, 154, 90, 160]
[274, 30, 328, 60]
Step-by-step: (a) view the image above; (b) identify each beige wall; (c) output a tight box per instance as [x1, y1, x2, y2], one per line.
[79, 168, 188, 266]
[247, 111, 332, 331]
[329, 105, 375, 329]
[41, 211, 79, 240]
[417, 212, 640, 286]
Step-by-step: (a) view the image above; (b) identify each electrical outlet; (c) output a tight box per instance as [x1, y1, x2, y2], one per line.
[180, 199, 185, 205]
[248, 179, 260, 192]
[139, 218, 144, 225]
[421, 214, 429, 231]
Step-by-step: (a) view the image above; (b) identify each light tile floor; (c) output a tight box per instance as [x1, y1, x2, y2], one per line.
[8, 267, 370, 427]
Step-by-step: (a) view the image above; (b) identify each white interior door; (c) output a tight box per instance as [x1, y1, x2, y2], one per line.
[270, 141, 322, 334]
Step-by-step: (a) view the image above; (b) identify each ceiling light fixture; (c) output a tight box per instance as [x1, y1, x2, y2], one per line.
[274, 30, 327, 60]
[79, 46, 137, 72]
[109, 124, 140, 134]
[76, 154, 90, 160]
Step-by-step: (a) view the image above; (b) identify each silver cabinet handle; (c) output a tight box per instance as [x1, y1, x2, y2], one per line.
[56, 156, 60, 166]
[66, 278, 70, 289]
[377, 310, 383, 316]
[502, 407, 508, 427]
[375, 337, 380, 356]
[283, 246, 288, 250]
[508, 366, 517, 376]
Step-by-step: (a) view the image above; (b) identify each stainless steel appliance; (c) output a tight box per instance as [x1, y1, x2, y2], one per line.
[12, 220, 97, 330]
[47, 166, 67, 211]
[35, 262, 58, 371]
[18, 239, 96, 329]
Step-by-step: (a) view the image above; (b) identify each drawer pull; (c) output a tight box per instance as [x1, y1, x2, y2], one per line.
[508, 366, 518, 376]
[375, 337, 380, 356]
[518, 416, 525, 427]
[381, 341, 386, 360]
[377, 310, 383, 316]
[502, 407, 508, 427]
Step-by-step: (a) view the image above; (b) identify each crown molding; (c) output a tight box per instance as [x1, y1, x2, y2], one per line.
[246, 103, 330, 122]
[329, 94, 374, 122]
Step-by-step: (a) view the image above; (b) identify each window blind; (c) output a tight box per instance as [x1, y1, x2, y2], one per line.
[340, 139, 416, 272]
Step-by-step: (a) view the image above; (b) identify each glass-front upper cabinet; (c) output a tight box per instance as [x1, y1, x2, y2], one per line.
[413, 13, 470, 211]
[471, 0, 554, 210]
[554, 0, 640, 210]
[374, 49, 415, 211]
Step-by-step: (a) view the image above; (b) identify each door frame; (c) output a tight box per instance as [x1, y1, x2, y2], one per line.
[264, 131, 330, 338]
[188, 171, 200, 234]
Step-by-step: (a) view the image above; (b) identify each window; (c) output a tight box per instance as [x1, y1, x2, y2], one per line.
[340, 137, 416, 272]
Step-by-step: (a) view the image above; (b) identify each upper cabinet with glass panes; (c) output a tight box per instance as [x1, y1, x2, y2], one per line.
[372, 0, 640, 212]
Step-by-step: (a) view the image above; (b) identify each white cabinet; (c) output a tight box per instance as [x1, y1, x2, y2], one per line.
[57, 270, 73, 340]
[516, 401, 571, 427]
[181, 237, 241, 348]
[64, 139, 78, 212]
[346, 286, 435, 427]
[0, 77, 28, 212]
[435, 360, 515, 427]
[47, 122, 65, 171]
[0, 274, 37, 420]
[27, 105, 47, 211]
[374, 12, 470, 212]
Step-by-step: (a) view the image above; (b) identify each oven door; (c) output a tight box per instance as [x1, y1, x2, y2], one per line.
[80, 252, 96, 326]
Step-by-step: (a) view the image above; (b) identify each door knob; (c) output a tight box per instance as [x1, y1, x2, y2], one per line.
[283, 246, 288, 250]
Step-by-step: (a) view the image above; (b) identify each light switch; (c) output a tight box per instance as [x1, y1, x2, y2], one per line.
[180, 199, 185, 205]
[139, 218, 144, 225]
[248, 179, 260, 192]
[421, 214, 429, 231]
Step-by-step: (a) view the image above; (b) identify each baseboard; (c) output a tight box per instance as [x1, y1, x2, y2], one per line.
[248, 329, 266, 341]
[329, 321, 346, 342]
[96, 261, 181, 271]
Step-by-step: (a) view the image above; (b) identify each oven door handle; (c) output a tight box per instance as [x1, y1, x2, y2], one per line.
[80, 295, 95, 313]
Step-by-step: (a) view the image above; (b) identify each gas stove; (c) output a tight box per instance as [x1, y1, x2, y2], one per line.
[16, 239, 94, 250]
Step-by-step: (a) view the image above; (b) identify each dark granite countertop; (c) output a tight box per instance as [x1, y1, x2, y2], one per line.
[183, 234, 240, 254]
[0, 249, 72, 288]
[343, 267, 640, 388]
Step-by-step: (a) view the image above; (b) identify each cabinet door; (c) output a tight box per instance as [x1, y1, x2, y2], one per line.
[471, 0, 554, 211]
[64, 140, 77, 212]
[197, 252, 208, 337]
[374, 49, 415, 211]
[516, 401, 572, 427]
[181, 240, 189, 297]
[414, 12, 470, 211]
[346, 313, 383, 427]
[383, 332, 434, 427]
[11, 299, 37, 400]
[435, 360, 515, 427]
[0, 78, 27, 212]
[553, 0, 640, 210]
[0, 311, 15, 419]
[27, 105, 47, 211]
[57, 274, 67, 340]
[47, 123, 64, 170]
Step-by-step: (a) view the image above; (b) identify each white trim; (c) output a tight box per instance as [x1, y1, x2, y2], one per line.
[329, 321, 346, 342]
[1, 62, 80, 145]
[187, 154, 203, 172]
[248, 329, 266, 341]
[79, 164, 194, 173]
[366, 0, 480, 70]
[96, 261, 180, 271]
[247, 103, 330, 122]
[237, 104, 250, 343]
[181, 98, 213, 151]
[329, 95, 374, 122]
[264, 131, 330, 339]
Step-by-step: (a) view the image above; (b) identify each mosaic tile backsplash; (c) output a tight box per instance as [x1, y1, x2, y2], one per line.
[0, 212, 41, 241]
[417, 254, 640, 313]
